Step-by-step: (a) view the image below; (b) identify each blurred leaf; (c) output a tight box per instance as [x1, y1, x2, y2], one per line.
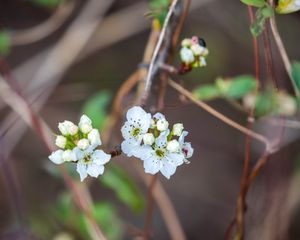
[254, 92, 276, 116]
[100, 164, 145, 212]
[29, 0, 62, 7]
[148, 0, 169, 24]
[240, 0, 265, 7]
[82, 90, 112, 130]
[224, 75, 257, 98]
[292, 61, 300, 92]
[193, 85, 221, 100]
[82, 202, 123, 240]
[250, 4, 273, 37]
[0, 31, 11, 55]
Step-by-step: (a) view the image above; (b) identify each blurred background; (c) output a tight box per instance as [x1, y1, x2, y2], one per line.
[1, 0, 300, 239]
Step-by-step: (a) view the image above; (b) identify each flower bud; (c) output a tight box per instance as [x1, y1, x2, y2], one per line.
[77, 139, 90, 150]
[172, 123, 184, 136]
[191, 44, 205, 56]
[143, 133, 155, 145]
[55, 135, 67, 149]
[68, 124, 78, 135]
[80, 123, 92, 134]
[58, 121, 78, 136]
[157, 119, 169, 131]
[62, 150, 77, 162]
[180, 47, 195, 64]
[167, 140, 180, 153]
[181, 38, 192, 47]
[243, 93, 257, 110]
[49, 150, 64, 164]
[277, 92, 297, 116]
[88, 129, 101, 146]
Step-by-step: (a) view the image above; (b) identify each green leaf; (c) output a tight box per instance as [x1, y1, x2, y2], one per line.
[100, 164, 145, 212]
[149, 0, 169, 9]
[0, 31, 11, 55]
[224, 75, 257, 98]
[148, 0, 169, 24]
[30, 0, 62, 7]
[82, 90, 111, 130]
[254, 92, 276, 116]
[250, 4, 273, 37]
[292, 61, 300, 92]
[240, 0, 265, 7]
[193, 85, 221, 100]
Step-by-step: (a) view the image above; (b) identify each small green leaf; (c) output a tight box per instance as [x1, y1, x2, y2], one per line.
[100, 164, 145, 212]
[254, 92, 276, 116]
[0, 31, 11, 55]
[148, 0, 169, 24]
[193, 85, 221, 100]
[240, 0, 265, 7]
[82, 90, 111, 130]
[224, 75, 257, 98]
[250, 4, 273, 37]
[292, 61, 300, 92]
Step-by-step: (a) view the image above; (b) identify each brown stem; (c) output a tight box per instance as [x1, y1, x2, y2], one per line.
[143, 175, 158, 239]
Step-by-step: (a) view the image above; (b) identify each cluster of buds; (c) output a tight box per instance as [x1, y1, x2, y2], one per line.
[121, 106, 193, 179]
[48, 115, 111, 181]
[179, 36, 209, 71]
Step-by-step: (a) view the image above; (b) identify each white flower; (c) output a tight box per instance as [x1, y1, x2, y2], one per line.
[141, 131, 184, 179]
[181, 38, 192, 47]
[55, 135, 67, 148]
[179, 131, 194, 161]
[79, 115, 93, 134]
[88, 129, 101, 146]
[157, 119, 169, 131]
[58, 121, 78, 136]
[77, 138, 90, 150]
[199, 57, 207, 67]
[172, 123, 184, 136]
[167, 140, 180, 153]
[143, 133, 155, 145]
[191, 44, 205, 56]
[62, 149, 78, 162]
[276, 0, 300, 13]
[76, 150, 111, 181]
[49, 150, 64, 164]
[180, 47, 195, 64]
[121, 106, 151, 143]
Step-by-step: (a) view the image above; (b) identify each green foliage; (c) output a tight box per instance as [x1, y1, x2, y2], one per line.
[55, 193, 123, 239]
[253, 91, 276, 116]
[224, 75, 257, 98]
[193, 85, 221, 100]
[101, 164, 145, 213]
[292, 61, 300, 92]
[240, 0, 265, 7]
[148, 0, 169, 24]
[29, 0, 62, 7]
[82, 90, 112, 130]
[250, 3, 273, 37]
[0, 31, 11, 55]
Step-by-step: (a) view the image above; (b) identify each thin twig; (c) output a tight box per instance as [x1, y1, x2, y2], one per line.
[141, 0, 179, 103]
[168, 78, 272, 151]
[268, 0, 300, 97]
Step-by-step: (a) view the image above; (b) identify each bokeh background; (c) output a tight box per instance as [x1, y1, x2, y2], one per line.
[1, 0, 300, 239]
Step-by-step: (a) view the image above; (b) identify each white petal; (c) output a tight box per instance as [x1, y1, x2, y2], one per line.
[133, 145, 153, 160]
[88, 129, 101, 146]
[126, 106, 151, 133]
[72, 147, 84, 160]
[153, 112, 165, 120]
[121, 122, 134, 140]
[49, 150, 64, 164]
[166, 153, 184, 166]
[121, 139, 140, 157]
[79, 114, 92, 126]
[155, 130, 170, 148]
[76, 162, 87, 181]
[87, 163, 104, 178]
[178, 131, 188, 145]
[160, 161, 177, 179]
[92, 150, 111, 165]
[182, 142, 194, 158]
[144, 156, 161, 175]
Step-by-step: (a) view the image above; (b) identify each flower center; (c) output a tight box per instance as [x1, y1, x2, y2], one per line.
[131, 127, 141, 137]
[155, 149, 165, 159]
[83, 155, 92, 164]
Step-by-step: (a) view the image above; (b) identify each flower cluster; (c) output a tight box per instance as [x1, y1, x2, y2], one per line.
[180, 36, 209, 68]
[48, 115, 111, 181]
[121, 106, 193, 179]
